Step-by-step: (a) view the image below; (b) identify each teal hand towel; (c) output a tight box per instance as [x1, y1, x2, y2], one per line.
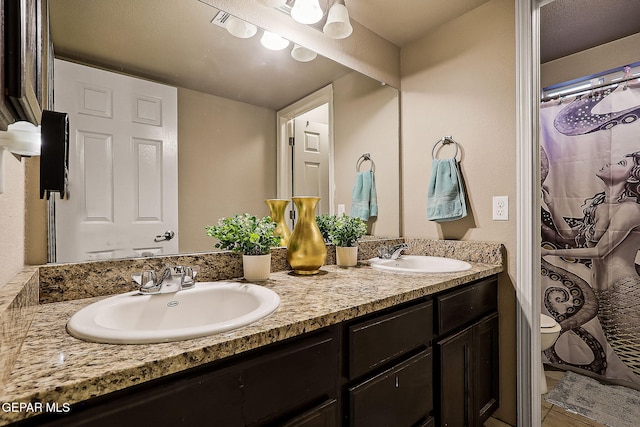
[350, 170, 378, 221]
[427, 158, 467, 222]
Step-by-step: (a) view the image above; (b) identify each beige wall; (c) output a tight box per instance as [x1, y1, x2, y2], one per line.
[333, 71, 400, 237]
[0, 152, 26, 286]
[24, 158, 48, 265]
[177, 88, 277, 254]
[541, 32, 640, 89]
[400, 0, 517, 423]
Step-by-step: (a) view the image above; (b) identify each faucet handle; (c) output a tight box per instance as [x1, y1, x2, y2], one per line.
[378, 246, 393, 259]
[137, 270, 161, 294]
[134, 265, 199, 294]
[180, 265, 200, 289]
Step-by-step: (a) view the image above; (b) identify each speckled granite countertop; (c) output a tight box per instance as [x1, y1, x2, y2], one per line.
[0, 260, 501, 425]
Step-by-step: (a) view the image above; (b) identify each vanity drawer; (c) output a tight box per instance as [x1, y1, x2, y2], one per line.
[242, 330, 338, 424]
[348, 300, 433, 379]
[281, 399, 339, 427]
[348, 348, 433, 427]
[437, 277, 497, 336]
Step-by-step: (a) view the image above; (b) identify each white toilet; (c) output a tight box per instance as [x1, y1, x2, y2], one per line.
[540, 313, 561, 394]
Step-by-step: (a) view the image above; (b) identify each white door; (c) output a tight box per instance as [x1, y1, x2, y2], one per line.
[292, 118, 330, 215]
[53, 59, 178, 262]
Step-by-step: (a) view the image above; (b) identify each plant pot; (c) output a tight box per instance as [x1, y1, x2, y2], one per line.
[336, 246, 358, 267]
[242, 254, 271, 282]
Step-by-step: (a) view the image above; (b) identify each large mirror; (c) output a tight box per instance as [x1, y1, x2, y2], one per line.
[42, 0, 400, 263]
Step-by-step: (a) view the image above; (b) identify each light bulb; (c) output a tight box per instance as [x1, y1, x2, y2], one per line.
[225, 16, 257, 39]
[260, 31, 290, 51]
[323, 2, 352, 39]
[291, 0, 323, 25]
[291, 44, 317, 62]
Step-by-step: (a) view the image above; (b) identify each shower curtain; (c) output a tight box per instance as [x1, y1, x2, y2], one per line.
[540, 82, 640, 389]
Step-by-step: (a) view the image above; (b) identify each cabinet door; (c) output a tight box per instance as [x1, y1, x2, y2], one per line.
[32, 366, 244, 427]
[437, 313, 500, 427]
[349, 348, 433, 427]
[472, 313, 499, 427]
[437, 327, 473, 427]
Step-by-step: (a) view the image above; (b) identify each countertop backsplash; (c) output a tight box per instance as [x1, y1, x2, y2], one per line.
[37, 238, 406, 304]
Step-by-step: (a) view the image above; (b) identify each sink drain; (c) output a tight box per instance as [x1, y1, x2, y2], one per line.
[167, 301, 179, 307]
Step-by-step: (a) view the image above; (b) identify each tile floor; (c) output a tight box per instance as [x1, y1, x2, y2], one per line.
[483, 368, 607, 427]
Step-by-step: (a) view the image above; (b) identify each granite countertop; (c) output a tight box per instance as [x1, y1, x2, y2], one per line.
[0, 261, 501, 425]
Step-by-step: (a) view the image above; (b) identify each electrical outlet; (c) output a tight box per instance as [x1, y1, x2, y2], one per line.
[492, 196, 509, 221]
[337, 204, 346, 215]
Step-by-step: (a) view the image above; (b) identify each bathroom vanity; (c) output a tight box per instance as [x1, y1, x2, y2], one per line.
[1, 258, 500, 427]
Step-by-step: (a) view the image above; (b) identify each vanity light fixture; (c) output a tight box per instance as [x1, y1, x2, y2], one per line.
[225, 16, 258, 39]
[257, 0, 353, 40]
[291, 44, 317, 62]
[290, 0, 323, 25]
[0, 121, 41, 194]
[0, 121, 41, 157]
[260, 31, 290, 50]
[323, 0, 352, 39]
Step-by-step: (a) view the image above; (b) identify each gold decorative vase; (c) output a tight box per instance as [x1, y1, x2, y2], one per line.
[287, 197, 327, 275]
[265, 199, 291, 247]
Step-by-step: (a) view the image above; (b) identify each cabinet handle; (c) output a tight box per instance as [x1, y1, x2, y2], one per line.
[395, 376, 399, 388]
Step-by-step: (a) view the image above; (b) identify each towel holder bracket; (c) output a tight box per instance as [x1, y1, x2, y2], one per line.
[432, 136, 460, 159]
[356, 153, 375, 172]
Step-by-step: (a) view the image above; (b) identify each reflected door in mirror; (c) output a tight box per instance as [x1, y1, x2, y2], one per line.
[292, 117, 329, 214]
[53, 60, 178, 262]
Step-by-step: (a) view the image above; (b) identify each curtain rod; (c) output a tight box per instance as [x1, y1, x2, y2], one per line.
[541, 74, 639, 102]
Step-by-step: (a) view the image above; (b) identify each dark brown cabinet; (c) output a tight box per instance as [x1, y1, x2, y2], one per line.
[19, 276, 498, 427]
[282, 399, 339, 427]
[345, 300, 435, 426]
[348, 349, 433, 427]
[438, 326, 473, 427]
[22, 329, 338, 427]
[436, 312, 499, 427]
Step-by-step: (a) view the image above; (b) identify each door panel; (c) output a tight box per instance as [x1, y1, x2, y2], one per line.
[53, 59, 178, 262]
[293, 118, 329, 215]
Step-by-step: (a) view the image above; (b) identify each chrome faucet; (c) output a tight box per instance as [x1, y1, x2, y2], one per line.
[136, 264, 199, 294]
[378, 243, 409, 260]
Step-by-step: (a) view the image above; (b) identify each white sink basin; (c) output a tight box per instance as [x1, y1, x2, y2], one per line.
[67, 282, 280, 344]
[368, 255, 472, 273]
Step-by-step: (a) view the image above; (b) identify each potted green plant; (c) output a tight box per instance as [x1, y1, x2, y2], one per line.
[205, 213, 281, 281]
[316, 213, 338, 243]
[328, 214, 367, 267]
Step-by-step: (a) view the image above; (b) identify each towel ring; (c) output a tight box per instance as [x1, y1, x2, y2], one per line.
[356, 153, 375, 172]
[431, 136, 460, 159]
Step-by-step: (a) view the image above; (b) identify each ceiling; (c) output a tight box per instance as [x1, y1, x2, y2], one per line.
[539, 0, 640, 63]
[346, 0, 491, 47]
[49, 0, 640, 110]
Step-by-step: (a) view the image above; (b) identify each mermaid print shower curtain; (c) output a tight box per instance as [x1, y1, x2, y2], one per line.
[541, 82, 640, 389]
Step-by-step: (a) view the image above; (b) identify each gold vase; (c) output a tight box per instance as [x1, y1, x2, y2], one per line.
[287, 197, 327, 275]
[265, 199, 291, 247]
